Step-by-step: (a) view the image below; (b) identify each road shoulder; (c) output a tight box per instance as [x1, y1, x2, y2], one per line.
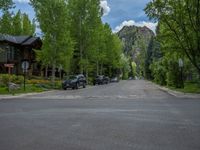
[0, 90, 57, 100]
[151, 81, 200, 99]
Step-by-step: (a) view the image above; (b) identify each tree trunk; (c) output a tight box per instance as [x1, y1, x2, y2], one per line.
[45, 66, 48, 79]
[79, 16, 83, 74]
[59, 70, 62, 80]
[100, 63, 103, 75]
[52, 63, 56, 87]
[80, 43, 83, 74]
[96, 60, 99, 76]
[198, 70, 200, 87]
[86, 68, 88, 85]
[109, 66, 112, 77]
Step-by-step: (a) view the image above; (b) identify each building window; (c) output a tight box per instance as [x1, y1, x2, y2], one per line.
[7, 46, 15, 60]
[0, 46, 7, 62]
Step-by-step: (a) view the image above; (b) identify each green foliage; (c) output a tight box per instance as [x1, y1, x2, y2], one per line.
[67, 0, 123, 77]
[30, 0, 74, 83]
[150, 59, 167, 85]
[145, 37, 154, 79]
[170, 82, 200, 94]
[166, 60, 181, 88]
[131, 61, 137, 78]
[0, 84, 46, 95]
[145, 0, 200, 76]
[144, 0, 200, 88]
[0, 0, 14, 12]
[12, 10, 22, 35]
[117, 25, 155, 79]
[29, 0, 124, 81]
[0, 9, 35, 35]
[120, 54, 130, 80]
[0, 11, 13, 34]
[0, 74, 24, 87]
[22, 13, 36, 35]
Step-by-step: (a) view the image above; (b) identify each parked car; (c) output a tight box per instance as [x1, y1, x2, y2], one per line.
[110, 77, 119, 82]
[62, 74, 86, 90]
[104, 76, 110, 84]
[93, 75, 110, 85]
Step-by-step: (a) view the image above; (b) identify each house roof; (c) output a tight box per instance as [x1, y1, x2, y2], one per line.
[0, 34, 42, 49]
[22, 37, 40, 46]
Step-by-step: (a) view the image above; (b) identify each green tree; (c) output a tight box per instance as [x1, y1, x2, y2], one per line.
[0, 10, 13, 34]
[12, 10, 22, 35]
[67, 0, 102, 75]
[0, 9, 35, 36]
[30, 0, 74, 84]
[0, 0, 14, 12]
[149, 23, 187, 88]
[119, 54, 130, 79]
[22, 13, 35, 35]
[145, 0, 200, 76]
[145, 37, 154, 80]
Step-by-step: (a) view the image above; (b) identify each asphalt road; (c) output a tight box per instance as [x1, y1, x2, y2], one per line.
[0, 80, 200, 150]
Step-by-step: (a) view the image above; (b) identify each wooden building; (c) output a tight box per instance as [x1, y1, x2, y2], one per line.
[0, 34, 42, 75]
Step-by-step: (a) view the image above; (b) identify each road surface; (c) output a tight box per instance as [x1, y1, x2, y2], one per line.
[0, 80, 200, 150]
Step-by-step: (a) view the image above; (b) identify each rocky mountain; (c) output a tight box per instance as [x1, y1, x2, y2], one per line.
[117, 25, 155, 60]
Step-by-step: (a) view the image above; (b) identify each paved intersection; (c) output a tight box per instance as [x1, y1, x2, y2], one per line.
[0, 80, 200, 150]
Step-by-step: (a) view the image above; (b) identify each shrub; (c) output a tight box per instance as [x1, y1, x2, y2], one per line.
[150, 60, 167, 86]
[0, 74, 24, 87]
[0, 74, 10, 86]
[87, 77, 94, 85]
[27, 79, 50, 84]
[13, 75, 24, 84]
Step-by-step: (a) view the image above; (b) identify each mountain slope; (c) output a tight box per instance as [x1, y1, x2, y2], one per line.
[117, 25, 155, 60]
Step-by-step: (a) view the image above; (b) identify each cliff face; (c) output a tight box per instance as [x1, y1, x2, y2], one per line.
[117, 25, 154, 60]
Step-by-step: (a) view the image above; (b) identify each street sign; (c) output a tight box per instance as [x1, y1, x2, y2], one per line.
[4, 64, 14, 74]
[178, 58, 183, 67]
[4, 64, 14, 68]
[21, 61, 29, 72]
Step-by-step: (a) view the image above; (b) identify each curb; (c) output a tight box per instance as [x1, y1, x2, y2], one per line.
[0, 85, 95, 100]
[153, 83, 200, 99]
[0, 90, 57, 100]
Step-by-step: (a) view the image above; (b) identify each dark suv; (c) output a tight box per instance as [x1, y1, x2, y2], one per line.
[62, 74, 86, 90]
[93, 75, 110, 85]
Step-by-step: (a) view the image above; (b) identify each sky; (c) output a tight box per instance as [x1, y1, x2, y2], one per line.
[12, 0, 157, 34]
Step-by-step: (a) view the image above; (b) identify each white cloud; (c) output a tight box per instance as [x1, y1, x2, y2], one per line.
[14, 0, 30, 3]
[113, 20, 158, 33]
[100, 0, 110, 16]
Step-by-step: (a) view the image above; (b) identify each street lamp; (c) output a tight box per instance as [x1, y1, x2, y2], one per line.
[178, 58, 184, 88]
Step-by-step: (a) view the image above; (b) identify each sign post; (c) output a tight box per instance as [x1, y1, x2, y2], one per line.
[4, 64, 14, 92]
[4, 64, 14, 74]
[178, 58, 184, 88]
[21, 61, 29, 91]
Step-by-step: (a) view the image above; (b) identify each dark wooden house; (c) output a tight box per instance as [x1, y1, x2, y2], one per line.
[0, 34, 42, 75]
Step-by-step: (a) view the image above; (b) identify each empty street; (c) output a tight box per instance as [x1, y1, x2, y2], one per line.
[0, 80, 200, 150]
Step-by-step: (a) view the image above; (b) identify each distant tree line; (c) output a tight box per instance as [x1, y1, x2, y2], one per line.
[0, 1, 35, 36]
[30, 0, 128, 83]
[0, 0, 130, 84]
